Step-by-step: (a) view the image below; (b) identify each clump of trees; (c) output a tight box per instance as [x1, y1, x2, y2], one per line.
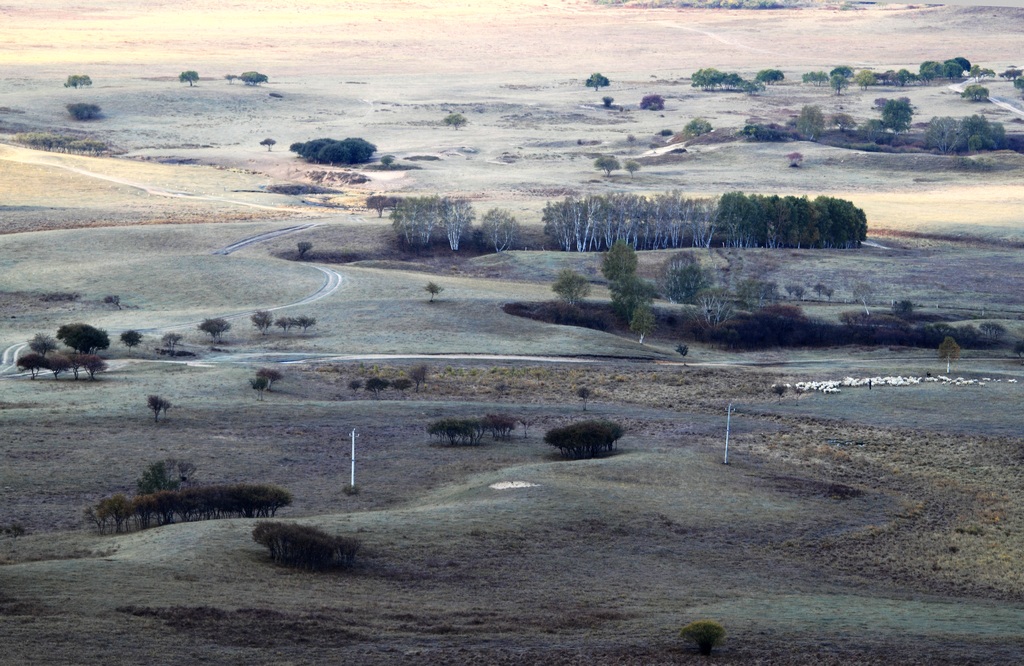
[691, 68, 752, 92]
[147, 395, 172, 422]
[252, 522, 360, 570]
[66, 103, 102, 121]
[239, 71, 269, 86]
[251, 311, 316, 335]
[544, 420, 624, 460]
[87, 483, 292, 534]
[391, 195, 505, 252]
[926, 115, 1005, 153]
[289, 137, 376, 165]
[427, 414, 517, 445]
[13, 132, 108, 155]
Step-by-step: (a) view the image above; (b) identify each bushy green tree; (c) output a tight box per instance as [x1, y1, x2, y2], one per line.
[796, 105, 825, 141]
[197, 318, 231, 342]
[881, 98, 914, 136]
[662, 255, 711, 304]
[755, 69, 784, 85]
[552, 269, 591, 306]
[601, 240, 638, 283]
[802, 71, 828, 87]
[120, 330, 143, 354]
[443, 112, 467, 129]
[961, 84, 989, 102]
[178, 70, 199, 86]
[683, 117, 712, 138]
[585, 73, 610, 91]
[137, 461, 181, 494]
[680, 620, 726, 656]
[240, 71, 268, 86]
[56, 323, 110, 354]
[64, 74, 92, 88]
[594, 155, 620, 176]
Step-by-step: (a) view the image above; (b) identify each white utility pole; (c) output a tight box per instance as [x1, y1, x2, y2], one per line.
[350, 428, 358, 489]
[724, 403, 733, 465]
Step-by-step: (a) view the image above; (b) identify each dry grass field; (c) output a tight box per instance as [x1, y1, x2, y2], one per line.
[3, 1, 1024, 664]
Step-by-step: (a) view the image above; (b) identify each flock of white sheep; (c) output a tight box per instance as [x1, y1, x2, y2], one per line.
[783, 375, 1019, 394]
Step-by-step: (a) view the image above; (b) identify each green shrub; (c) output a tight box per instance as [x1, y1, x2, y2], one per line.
[66, 103, 101, 120]
[252, 521, 360, 570]
[680, 619, 726, 655]
[427, 418, 485, 446]
[544, 420, 624, 460]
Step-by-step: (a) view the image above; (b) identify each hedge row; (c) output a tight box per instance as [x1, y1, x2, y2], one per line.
[86, 483, 293, 534]
[427, 414, 517, 446]
[544, 420, 624, 460]
[252, 522, 360, 570]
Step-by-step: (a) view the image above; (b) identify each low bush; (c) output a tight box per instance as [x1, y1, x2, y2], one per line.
[680, 620, 726, 656]
[544, 420, 624, 460]
[427, 418, 485, 446]
[66, 103, 101, 120]
[14, 132, 108, 154]
[252, 522, 360, 570]
[482, 414, 517, 439]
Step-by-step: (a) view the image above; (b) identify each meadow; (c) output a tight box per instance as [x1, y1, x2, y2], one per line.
[2, 1, 1024, 663]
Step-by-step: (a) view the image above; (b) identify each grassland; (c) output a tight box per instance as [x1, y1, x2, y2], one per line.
[3, 1, 1024, 664]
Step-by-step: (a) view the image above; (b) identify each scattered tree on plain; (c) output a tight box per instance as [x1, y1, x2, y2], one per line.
[178, 71, 199, 86]
[408, 364, 429, 391]
[602, 241, 638, 283]
[17, 352, 47, 379]
[755, 69, 784, 85]
[831, 113, 857, 132]
[349, 379, 363, 393]
[239, 71, 268, 86]
[66, 103, 101, 120]
[56, 323, 110, 354]
[425, 281, 443, 302]
[81, 354, 108, 380]
[251, 310, 274, 335]
[772, 384, 788, 402]
[147, 395, 172, 422]
[829, 74, 848, 96]
[64, 74, 92, 88]
[602, 96, 614, 108]
[250, 376, 269, 400]
[787, 152, 804, 168]
[852, 283, 875, 315]
[585, 73, 610, 91]
[594, 155, 620, 176]
[224, 74, 239, 84]
[854, 69, 876, 90]
[881, 98, 914, 136]
[961, 84, 989, 102]
[274, 316, 292, 333]
[938, 336, 961, 373]
[802, 71, 828, 87]
[259, 138, 276, 151]
[442, 113, 467, 130]
[104, 295, 121, 309]
[624, 160, 641, 178]
[544, 420, 624, 460]
[576, 386, 592, 411]
[552, 269, 592, 306]
[662, 254, 711, 304]
[198, 318, 231, 342]
[161, 332, 183, 351]
[120, 330, 143, 354]
[256, 367, 283, 391]
[296, 241, 313, 259]
[683, 118, 713, 138]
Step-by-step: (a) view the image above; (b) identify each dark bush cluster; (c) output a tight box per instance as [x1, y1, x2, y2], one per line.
[544, 420, 624, 460]
[686, 304, 991, 351]
[502, 302, 613, 331]
[66, 103, 102, 120]
[14, 132, 109, 155]
[86, 484, 293, 534]
[252, 521, 360, 570]
[482, 414, 517, 439]
[289, 137, 377, 165]
[427, 418, 486, 446]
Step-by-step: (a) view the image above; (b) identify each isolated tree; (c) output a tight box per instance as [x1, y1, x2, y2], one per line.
[623, 160, 641, 178]
[224, 74, 238, 84]
[480, 208, 520, 252]
[29, 333, 58, 357]
[179, 71, 199, 86]
[365, 377, 389, 399]
[829, 74, 848, 96]
[259, 138, 277, 151]
[772, 384, 788, 403]
[585, 73, 610, 91]
[380, 154, 396, 168]
[256, 367, 283, 391]
[881, 98, 914, 136]
[80, 354, 108, 380]
[683, 118, 713, 138]
[639, 94, 665, 111]
[938, 336, 961, 373]
[961, 85, 989, 102]
[852, 283, 874, 315]
[120, 330, 143, 354]
[787, 152, 804, 168]
[250, 376, 269, 401]
[147, 395, 172, 422]
[348, 379, 363, 394]
[755, 69, 784, 85]
[796, 105, 825, 141]
[366, 194, 400, 218]
[552, 269, 591, 306]
[64, 74, 92, 88]
[602, 240, 638, 283]
[830, 65, 853, 80]
[630, 305, 656, 344]
[443, 113, 467, 130]
[198, 318, 231, 342]
[602, 96, 614, 108]
[594, 155, 620, 176]
[161, 332, 183, 351]
[576, 386, 592, 411]
[103, 295, 122, 309]
[408, 364, 429, 391]
[17, 352, 47, 379]
[66, 103, 101, 120]
[425, 281, 443, 302]
[295, 241, 313, 259]
[239, 71, 268, 86]
[56, 323, 110, 354]
[251, 310, 274, 335]
[680, 620, 726, 656]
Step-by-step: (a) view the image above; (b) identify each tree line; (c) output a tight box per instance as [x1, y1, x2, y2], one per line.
[542, 191, 866, 253]
[390, 196, 521, 252]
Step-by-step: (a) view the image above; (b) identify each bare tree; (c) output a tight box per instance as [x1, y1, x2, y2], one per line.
[576, 386, 592, 411]
[251, 310, 274, 335]
[198, 318, 231, 342]
[29, 333, 58, 357]
[147, 395, 172, 422]
[161, 332, 183, 351]
[852, 283, 875, 315]
[408, 364, 429, 392]
[256, 367, 283, 391]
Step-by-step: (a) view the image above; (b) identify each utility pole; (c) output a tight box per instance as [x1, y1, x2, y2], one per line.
[724, 403, 733, 465]
[350, 428, 358, 489]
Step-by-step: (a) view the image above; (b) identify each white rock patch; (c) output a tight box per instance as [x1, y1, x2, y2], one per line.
[490, 481, 538, 490]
